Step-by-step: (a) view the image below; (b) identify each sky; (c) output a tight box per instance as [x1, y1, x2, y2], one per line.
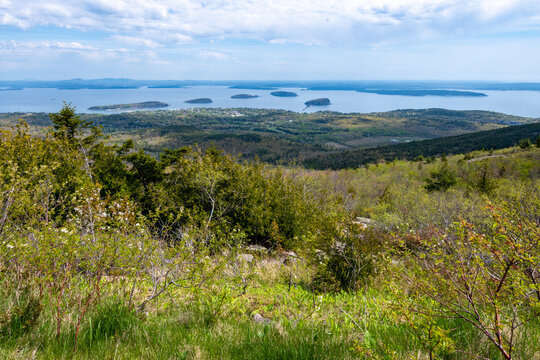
[1, 0, 540, 81]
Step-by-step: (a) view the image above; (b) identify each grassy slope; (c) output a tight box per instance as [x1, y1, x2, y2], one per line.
[1, 146, 539, 359]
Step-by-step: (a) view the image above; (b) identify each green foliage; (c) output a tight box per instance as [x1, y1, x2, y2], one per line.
[50, 102, 102, 146]
[120, 145, 341, 249]
[1, 106, 539, 359]
[463, 161, 499, 195]
[424, 164, 457, 192]
[90, 140, 133, 197]
[518, 137, 532, 149]
[390, 204, 540, 359]
[311, 226, 380, 292]
[4, 107, 535, 167]
[306, 122, 540, 170]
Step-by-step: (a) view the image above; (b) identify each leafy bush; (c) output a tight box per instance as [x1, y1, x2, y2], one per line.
[424, 164, 457, 192]
[311, 224, 381, 292]
[391, 204, 540, 359]
[518, 137, 532, 149]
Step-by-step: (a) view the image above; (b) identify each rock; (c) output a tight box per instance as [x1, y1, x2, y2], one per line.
[245, 245, 268, 253]
[237, 253, 254, 263]
[252, 313, 272, 324]
[332, 241, 347, 255]
[314, 249, 328, 261]
[282, 257, 297, 265]
[353, 217, 374, 229]
[282, 250, 297, 258]
[279, 250, 298, 265]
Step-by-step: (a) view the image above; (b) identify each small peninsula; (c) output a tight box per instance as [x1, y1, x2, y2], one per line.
[229, 85, 278, 90]
[270, 91, 298, 97]
[231, 94, 259, 99]
[356, 89, 487, 97]
[147, 85, 184, 89]
[88, 101, 169, 110]
[305, 98, 331, 106]
[0, 87, 23, 91]
[185, 98, 213, 104]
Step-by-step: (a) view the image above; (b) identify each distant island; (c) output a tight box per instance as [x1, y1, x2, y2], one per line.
[356, 89, 487, 97]
[185, 98, 213, 104]
[229, 85, 278, 90]
[60, 86, 140, 90]
[305, 98, 331, 106]
[271, 91, 298, 97]
[88, 101, 169, 110]
[0, 87, 23, 91]
[231, 94, 259, 99]
[147, 85, 184, 89]
[3, 79, 540, 92]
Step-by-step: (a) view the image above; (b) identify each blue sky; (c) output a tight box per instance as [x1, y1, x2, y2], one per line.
[1, 0, 540, 80]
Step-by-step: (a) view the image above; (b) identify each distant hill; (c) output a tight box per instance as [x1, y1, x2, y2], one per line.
[3, 79, 540, 91]
[303, 121, 540, 169]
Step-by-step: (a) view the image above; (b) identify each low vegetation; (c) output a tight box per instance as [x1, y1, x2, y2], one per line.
[0, 104, 539, 359]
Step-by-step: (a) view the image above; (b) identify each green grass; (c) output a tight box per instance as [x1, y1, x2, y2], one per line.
[0, 141, 538, 360]
[0, 297, 357, 360]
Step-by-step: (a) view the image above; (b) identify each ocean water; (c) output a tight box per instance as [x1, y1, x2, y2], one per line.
[1, 86, 540, 118]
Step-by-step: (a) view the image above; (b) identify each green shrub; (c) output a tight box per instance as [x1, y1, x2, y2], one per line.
[424, 164, 457, 192]
[518, 137, 532, 149]
[311, 225, 380, 292]
[390, 204, 540, 360]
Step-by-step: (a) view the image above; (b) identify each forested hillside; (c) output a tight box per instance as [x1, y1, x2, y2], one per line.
[305, 121, 540, 169]
[1, 107, 535, 163]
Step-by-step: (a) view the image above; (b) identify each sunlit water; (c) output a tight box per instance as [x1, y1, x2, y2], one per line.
[1, 86, 540, 117]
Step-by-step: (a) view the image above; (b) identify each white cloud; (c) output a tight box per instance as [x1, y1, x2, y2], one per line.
[172, 34, 193, 44]
[0, 40, 127, 56]
[111, 35, 160, 48]
[48, 41, 96, 50]
[199, 50, 229, 60]
[1, 0, 539, 46]
[2, 0, 540, 81]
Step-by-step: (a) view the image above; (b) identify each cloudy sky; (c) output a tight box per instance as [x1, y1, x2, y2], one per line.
[1, 0, 540, 80]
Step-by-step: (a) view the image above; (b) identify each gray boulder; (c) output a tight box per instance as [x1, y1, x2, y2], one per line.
[252, 313, 272, 324]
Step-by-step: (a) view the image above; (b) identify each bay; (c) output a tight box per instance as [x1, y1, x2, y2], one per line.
[1, 86, 540, 118]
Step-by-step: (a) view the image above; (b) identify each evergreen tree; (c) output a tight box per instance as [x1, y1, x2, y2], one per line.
[49, 102, 101, 145]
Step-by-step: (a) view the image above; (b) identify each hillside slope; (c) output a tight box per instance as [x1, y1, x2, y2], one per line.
[304, 121, 540, 169]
